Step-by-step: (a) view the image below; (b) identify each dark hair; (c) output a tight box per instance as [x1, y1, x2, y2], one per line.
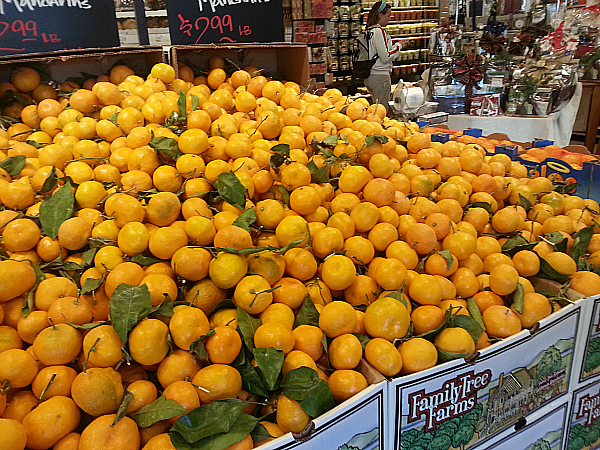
[366, 1, 391, 27]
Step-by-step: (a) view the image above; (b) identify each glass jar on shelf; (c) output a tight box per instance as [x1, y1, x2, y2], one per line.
[340, 55, 351, 70]
[331, 5, 339, 21]
[339, 38, 349, 54]
[328, 39, 339, 56]
[338, 21, 350, 37]
[350, 4, 361, 19]
[339, 5, 350, 20]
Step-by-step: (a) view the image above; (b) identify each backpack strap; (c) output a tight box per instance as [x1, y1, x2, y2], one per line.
[359, 28, 378, 61]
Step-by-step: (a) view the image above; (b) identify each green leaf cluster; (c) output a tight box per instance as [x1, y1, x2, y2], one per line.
[39, 181, 75, 239]
[281, 367, 335, 417]
[149, 134, 183, 161]
[170, 399, 261, 450]
[108, 283, 153, 354]
[215, 172, 246, 209]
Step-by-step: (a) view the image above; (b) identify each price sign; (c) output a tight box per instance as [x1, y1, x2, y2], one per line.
[0, 0, 119, 56]
[166, 0, 284, 45]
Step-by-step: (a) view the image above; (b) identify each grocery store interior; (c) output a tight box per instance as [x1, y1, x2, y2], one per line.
[0, 0, 600, 449]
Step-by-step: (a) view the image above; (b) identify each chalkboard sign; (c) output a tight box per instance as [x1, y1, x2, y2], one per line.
[166, 0, 284, 45]
[0, 0, 119, 57]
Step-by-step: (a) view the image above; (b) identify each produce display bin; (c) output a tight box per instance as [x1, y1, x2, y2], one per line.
[2, 45, 600, 450]
[390, 298, 584, 450]
[425, 126, 600, 203]
[169, 43, 310, 86]
[494, 144, 600, 204]
[0, 46, 166, 82]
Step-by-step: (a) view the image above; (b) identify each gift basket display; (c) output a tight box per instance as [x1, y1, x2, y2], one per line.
[425, 1, 596, 118]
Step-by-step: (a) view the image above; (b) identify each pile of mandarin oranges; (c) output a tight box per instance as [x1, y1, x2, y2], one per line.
[0, 59, 599, 450]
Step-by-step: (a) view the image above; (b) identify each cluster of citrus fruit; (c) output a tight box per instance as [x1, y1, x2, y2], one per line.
[0, 59, 599, 450]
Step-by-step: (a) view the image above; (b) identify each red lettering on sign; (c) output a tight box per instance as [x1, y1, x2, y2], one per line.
[0, 19, 62, 51]
[0, 22, 9, 40]
[178, 14, 192, 36]
[178, 13, 248, 44]
[222, 15, 233, 32]
[194, 17, 210, 44]
[12, 20, 26, 36]
[25, 21, 37, 37]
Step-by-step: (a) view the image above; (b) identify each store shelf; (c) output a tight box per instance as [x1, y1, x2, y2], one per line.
[116, 9, 167, 18]
[388, 19, 438, 23]
[394, 59, 427, 65]
[392, 5, 439, 9]
[391, 33, 431, 38]
[118, 28, 171, 46]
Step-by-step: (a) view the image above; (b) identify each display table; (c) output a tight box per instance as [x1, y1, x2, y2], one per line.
[445, 82, 583, 148]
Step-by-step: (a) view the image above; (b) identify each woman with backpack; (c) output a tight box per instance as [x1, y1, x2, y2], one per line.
[363, 0, 403, 113]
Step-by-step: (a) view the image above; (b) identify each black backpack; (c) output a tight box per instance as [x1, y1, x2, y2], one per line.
[352, 28, 379, 79]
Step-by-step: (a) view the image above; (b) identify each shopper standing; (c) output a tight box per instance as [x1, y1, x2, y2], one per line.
[364, 0, 401, 113]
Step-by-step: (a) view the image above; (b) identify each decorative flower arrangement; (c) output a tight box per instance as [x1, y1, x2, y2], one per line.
[482, 20, 507, 36]
[480, 33, 505, 55]
[453, 52, 487, 108]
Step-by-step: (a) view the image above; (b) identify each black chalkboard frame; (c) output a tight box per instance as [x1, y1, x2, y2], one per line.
[0, 0, 120, 57]
[165, 0, 285, 45]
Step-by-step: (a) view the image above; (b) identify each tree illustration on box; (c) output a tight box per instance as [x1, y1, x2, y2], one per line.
[530, 438, 551, 450]
[535, 346, 563, 389]
[401, 403, 484, 450]
[584, 336, 600, 374]
[568, 420, 600, 450]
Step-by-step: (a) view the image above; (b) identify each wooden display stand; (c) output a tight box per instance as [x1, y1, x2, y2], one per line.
[581, 80, 600, 154]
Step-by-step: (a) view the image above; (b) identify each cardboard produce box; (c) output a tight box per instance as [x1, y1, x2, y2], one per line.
[494, 144, 600, 204]
[567, 377, 600, 450]
[169, 44, 310, 86]
[0, 46, 165, 83]
[389, 294, 584, 450]
[573, 295, 600, 388]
